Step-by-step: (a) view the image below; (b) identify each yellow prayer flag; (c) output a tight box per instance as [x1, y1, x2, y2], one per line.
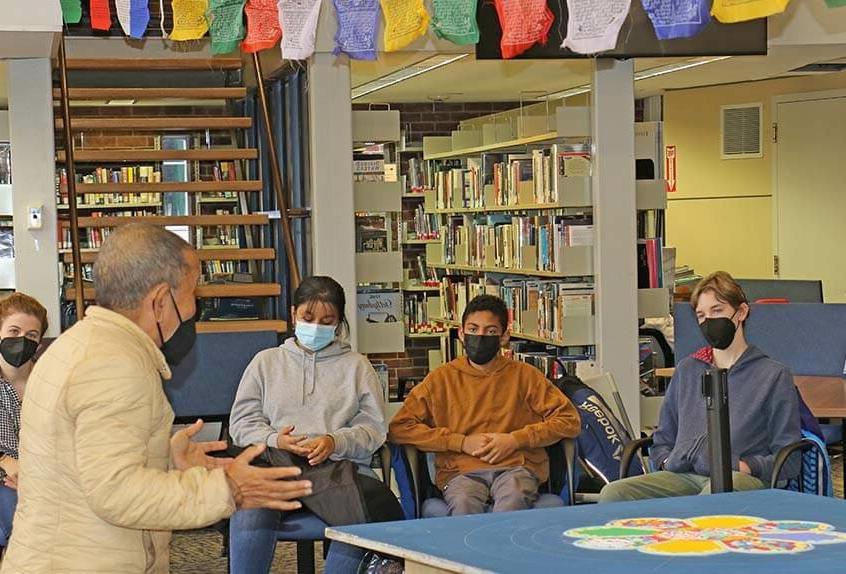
[170, 0, 210, 41]
[380, 0, 430, 52]
[711, 0, 791, 23]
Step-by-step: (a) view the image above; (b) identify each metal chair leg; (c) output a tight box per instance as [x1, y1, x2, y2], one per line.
[296, 541, 316, 574]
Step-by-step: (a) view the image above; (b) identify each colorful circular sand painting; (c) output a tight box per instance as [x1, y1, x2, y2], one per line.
[564, 516, 846, 556]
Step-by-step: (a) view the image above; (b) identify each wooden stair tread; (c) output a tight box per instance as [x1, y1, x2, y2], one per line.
[62, 247, 276, 264]
[71, 181, 262, 193]
[57, 149, 259, 162]
[197, 320, 287, 334]
[53, 87, 247, 100]
[66, 282, 282, 301]
[60, 58, 242, 71]
[77, 214, 269, 227]
[56, 117, 252, 131]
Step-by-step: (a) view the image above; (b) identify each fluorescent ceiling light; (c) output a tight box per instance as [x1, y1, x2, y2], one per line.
[543, 56, 732, 100]
[633, 56, 731, 81]
[106, 99, 136, 105]
[352, 54, 470, 100]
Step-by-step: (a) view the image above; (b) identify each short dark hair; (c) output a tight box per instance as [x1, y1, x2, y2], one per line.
[462, 294, 509, 332]
[292, 276, 350, 335]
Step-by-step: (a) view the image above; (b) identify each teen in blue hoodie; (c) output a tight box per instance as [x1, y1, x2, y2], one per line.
[599, 271, 801, 502]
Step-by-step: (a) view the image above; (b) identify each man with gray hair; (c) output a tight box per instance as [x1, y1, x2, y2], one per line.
[2, 223, 312, 573]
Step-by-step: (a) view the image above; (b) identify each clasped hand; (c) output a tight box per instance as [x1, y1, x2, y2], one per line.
[276, 425, 335, 466]
[462, 433, 519, 465]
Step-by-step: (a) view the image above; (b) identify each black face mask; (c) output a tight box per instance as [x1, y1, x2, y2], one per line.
[700, 310, 739, 351]
[0, 337, 38, 368]
[156, 291, 196, 366]
[463, 334, 502, 365]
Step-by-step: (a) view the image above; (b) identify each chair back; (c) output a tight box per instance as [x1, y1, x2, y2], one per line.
[166, 331, 279, 423]
[674, 303, 846, 376]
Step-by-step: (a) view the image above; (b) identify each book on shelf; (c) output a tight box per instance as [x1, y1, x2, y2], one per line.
[503, 340, 595, 380]
[438, 213, 593, 272]
[203, 260, 238, 283]
[427, 143, 592, 210]
[416, 255, 439, 285]
[404, 292, 445, 335]
[355, 214, 393, 253]
[637, 238, 664, 289]
[60, 262, 94, 283]
[406, 157, 424, 192]
[435, 275, 594, 343]
[211, 161, 238, 182]
[400, 205, 440, 241]
[199, 298, 259, 321]
[198, 224, 241, 250]
[57, 209, 157, 250]
[500, 279, 594, 342]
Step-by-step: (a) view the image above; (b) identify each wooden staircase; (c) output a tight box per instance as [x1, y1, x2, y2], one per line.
[54, 57, 287, 334]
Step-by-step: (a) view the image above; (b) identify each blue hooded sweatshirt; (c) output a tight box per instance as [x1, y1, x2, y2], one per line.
[650, 345, 801, 483]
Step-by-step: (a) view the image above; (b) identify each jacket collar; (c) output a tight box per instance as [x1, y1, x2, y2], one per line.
[85, 306, 171, 380]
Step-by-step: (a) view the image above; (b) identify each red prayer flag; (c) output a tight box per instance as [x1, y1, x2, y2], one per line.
[493, 0, 554, 59]
[242, 0, 283, 53]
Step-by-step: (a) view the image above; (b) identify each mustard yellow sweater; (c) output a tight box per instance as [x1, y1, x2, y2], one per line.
[389, 355, 580, 489]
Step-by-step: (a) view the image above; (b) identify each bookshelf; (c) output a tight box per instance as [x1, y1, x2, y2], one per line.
[53, 83, 285, 334]
[353, 110, 406, 354]
[416, 105, 669, 382]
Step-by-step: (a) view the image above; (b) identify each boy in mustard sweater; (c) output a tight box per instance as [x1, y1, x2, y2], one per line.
[389, 294, 580, 515]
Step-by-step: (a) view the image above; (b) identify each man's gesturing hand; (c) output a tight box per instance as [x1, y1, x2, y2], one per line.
[171, 419, 232, 471]
[225, 444, 313, 511]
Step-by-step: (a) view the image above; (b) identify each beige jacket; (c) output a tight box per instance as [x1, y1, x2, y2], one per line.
[1, 306, 235, 573]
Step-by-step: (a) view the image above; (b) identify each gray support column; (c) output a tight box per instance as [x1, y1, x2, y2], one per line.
[592, 59, 640, 432]
[8, 58, 60, 336]
[307, 53, 357, 348]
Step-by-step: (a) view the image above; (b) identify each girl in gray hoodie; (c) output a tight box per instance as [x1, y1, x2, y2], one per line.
[228, 276, 386, 574]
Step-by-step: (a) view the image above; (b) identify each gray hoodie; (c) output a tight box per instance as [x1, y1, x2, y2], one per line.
[229, 338, 386, 467]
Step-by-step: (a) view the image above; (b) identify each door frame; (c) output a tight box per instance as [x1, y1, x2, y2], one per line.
[771, 88, 846, 278]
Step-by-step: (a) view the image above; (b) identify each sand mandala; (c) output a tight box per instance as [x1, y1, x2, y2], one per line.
[564, 515, 846, 556]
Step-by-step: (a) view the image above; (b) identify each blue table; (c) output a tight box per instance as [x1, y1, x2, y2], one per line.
[326, 491, 846, 573]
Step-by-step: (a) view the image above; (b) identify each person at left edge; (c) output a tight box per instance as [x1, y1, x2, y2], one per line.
[0, 293, 48, 547]
[1, 223, 313, 573]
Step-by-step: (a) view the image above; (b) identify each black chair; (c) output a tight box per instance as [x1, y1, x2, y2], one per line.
[398, 439, 577, 518]
[618, 436, 831, 496]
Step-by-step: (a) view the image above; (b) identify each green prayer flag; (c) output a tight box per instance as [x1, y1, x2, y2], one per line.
[431, 0, 479, 45]
[208, 0, 247, 55]
[61, 0, 83, 23]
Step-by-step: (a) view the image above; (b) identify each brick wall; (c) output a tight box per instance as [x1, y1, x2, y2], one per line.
[354, 101, 519, 144]
[61, 105, 231, 151]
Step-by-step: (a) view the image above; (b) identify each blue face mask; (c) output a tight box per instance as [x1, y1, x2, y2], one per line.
[295, 321, 336, 352]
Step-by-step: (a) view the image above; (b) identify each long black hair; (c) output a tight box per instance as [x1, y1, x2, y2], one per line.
[292, 276, 350, 336]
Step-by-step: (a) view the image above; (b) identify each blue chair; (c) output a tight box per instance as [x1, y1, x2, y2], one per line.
[393, 439, 577, 519]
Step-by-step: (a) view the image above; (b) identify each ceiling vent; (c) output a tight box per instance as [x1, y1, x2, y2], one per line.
[721, 104, 762, 159]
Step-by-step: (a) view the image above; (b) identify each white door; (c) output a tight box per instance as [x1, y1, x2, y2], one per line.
[775, 96, 846, 303]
